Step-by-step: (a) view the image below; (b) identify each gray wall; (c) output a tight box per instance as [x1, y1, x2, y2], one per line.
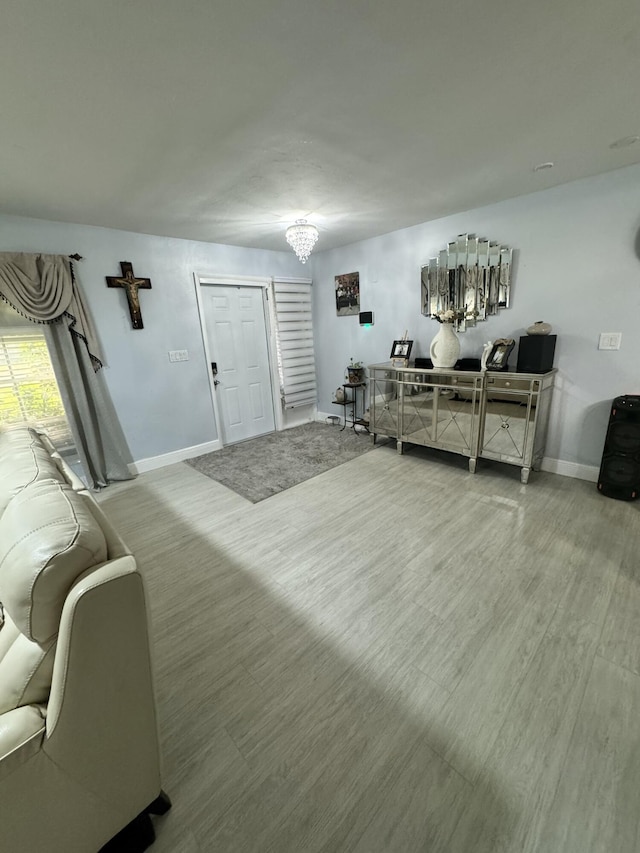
[0, 214, 303, 463]
[3, 161, 639, 474]
[310, 163, 640, 474]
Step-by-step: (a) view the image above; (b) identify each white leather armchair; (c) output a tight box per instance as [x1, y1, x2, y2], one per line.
[0, 436, 169, 852]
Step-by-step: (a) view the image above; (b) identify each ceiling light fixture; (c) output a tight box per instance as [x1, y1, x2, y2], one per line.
[609, 135, 639, 149]
[533, 162, 554, 172]
[285, 219, 319, 264]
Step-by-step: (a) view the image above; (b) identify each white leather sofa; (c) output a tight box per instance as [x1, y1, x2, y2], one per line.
[0, 427, 169, 852]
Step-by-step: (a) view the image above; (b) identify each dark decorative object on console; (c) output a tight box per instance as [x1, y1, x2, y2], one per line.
[597, 395, 640, 501]
[414, 357, 481, 371]
[517, 335, 557, 373]
[457, 357, 482, 371]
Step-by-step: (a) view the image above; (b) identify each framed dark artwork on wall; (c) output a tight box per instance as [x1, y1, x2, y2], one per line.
[335, 272, 360, 316]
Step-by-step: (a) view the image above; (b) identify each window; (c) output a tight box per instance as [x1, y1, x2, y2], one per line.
[0, 330, 74, 449]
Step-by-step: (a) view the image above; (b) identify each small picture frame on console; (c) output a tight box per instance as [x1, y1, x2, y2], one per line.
[486, 338, 515, 371]
[390, 339, 413, 367]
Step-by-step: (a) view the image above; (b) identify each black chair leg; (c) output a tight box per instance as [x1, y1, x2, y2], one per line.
[146, 789, 172, 816]
[99, 791, 171, 851]
[100, 813, 156, 852]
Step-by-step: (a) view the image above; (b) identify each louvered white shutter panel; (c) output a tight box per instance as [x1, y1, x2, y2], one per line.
[271, 279, 316, 409]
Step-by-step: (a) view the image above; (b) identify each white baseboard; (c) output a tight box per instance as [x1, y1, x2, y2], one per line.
[130, 437, 598, 484]
[131, 439, 221, 475]
[541, 457, 599, 482]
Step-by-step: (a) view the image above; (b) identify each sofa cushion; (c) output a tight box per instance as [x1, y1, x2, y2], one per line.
[0, 425, 36, 449]
[0, 426, 51, 460]
[0, 429, 66, 517]
[0, 479, 108, 644]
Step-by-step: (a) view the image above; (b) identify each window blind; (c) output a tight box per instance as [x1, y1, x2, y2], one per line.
[270, 279, 316, 409]
[0, 330, 74, 448]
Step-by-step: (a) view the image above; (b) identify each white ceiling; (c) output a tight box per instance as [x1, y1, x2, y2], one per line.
[1, 0, 639, 253]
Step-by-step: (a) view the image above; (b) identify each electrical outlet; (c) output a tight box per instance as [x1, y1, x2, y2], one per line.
[598, 333, 622, 351]
[168, 349, 189, 362]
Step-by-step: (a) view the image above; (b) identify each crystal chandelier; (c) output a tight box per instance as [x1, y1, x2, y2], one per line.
[285, 219, 319, 264]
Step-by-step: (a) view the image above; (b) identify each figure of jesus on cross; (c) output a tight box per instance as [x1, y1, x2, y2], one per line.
[106, 261, 152, 329]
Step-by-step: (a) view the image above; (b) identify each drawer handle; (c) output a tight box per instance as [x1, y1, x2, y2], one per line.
[501, 422, 510, 430]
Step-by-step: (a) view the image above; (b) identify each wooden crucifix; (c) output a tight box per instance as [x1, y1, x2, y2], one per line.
[106, 261, 152, 329]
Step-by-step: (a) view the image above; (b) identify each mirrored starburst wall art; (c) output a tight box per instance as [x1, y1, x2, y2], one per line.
[421, 234, 513, 332]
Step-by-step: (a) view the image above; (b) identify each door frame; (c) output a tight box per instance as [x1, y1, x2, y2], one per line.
[193, 273, 282, 448]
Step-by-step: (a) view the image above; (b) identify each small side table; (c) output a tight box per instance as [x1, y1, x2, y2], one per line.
[332, 382, 367, 433]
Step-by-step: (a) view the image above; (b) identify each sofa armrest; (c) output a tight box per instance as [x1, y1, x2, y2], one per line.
[0, 705, 45, 781]
[44, 559, 162, 814]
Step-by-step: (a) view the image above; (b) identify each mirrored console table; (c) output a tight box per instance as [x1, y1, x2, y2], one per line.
[369, 363, 555, 483]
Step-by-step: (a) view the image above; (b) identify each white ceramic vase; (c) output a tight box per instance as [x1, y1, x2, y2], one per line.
[429, 322, 461, 369]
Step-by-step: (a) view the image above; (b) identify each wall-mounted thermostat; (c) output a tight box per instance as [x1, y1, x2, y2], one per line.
[359, 311, 374, 326]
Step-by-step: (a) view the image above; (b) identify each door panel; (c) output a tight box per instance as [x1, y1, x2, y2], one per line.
[204, 285, 275, 444]
[226, 387, 242, 426]
[212, 294, 228, 309]
[249, 383, 265, 419]
[242, 319, 260, 368]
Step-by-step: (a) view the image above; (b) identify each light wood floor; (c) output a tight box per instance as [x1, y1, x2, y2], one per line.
[97, 444, 640, 852]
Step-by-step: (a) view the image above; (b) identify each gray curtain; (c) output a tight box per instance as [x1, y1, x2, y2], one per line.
[0, 253, 133, 488]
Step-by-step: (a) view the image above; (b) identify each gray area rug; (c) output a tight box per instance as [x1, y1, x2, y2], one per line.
[185, 421, 374, 503]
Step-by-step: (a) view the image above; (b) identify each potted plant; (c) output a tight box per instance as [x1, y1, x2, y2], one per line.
[346, 358, 364, 384]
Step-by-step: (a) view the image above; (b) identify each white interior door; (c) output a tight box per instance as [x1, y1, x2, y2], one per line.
[203, 285, 276, 445]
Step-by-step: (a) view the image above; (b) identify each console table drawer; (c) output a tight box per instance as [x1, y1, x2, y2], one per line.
[486, 375, 538, 392]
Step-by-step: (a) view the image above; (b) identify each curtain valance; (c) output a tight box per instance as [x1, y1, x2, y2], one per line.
[0, 253, 104, 369]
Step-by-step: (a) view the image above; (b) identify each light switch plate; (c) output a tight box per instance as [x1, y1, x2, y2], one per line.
[598, 333, 622, 351]
[168, 349, 189, 362]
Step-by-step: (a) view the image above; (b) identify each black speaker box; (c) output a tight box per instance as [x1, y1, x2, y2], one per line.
[413, 357, 481, 371]
[456, 357, 481, 371]
[516, 335, 557, 373]
[597, 395, 640, 501]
